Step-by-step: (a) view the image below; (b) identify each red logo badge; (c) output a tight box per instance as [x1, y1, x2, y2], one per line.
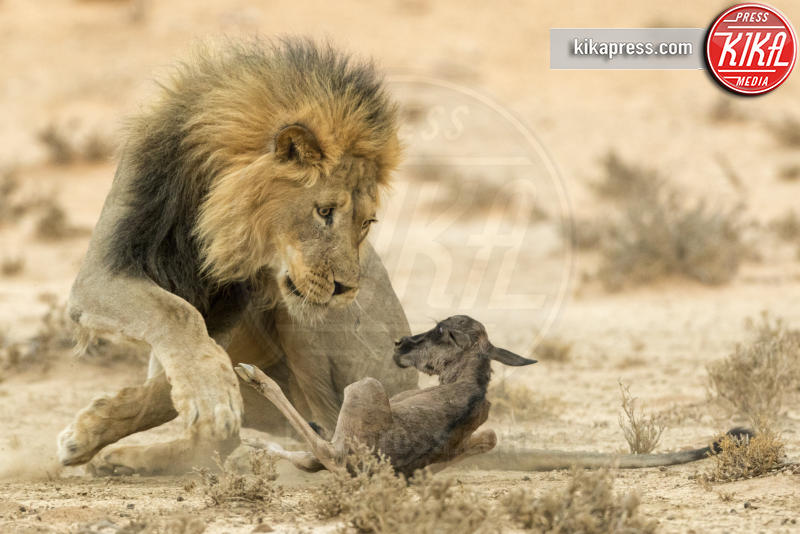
[706, 3, 797, 95]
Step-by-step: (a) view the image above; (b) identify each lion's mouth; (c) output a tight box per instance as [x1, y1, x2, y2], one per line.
[285, 276, 304, 298]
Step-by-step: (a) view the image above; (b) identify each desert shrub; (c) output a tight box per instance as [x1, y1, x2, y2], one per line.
[597, 187, 744, 290]
[708, 98, 745, 123]
[618, 382, 664, 454]
[38, 124, 76, 164]
[1, 297, 75, 372]
[34, 200, 88, 240]
[1, 255, 24, 276]
[779, 164, 800, 182]
[502, 467, 656, 533]
[770, 116, 800, 148]
[563, 217, 608, 250]
[0, 167, 28, 224]
[704, 428, 784, 483]
[769, 210, 800, 241]
[707, 314, 800, 426]
[534, 338, 572, 362]
[591, 151, 662, 201]
[488, 382, 562, 422]
[38, 122, 118, 165]
[314, 442, 497, 534]
[197, 450, 280, 506]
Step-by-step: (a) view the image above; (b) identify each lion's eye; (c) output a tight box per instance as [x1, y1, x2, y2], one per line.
[361, 218, 377, 231]
[316, 206, 334, 219]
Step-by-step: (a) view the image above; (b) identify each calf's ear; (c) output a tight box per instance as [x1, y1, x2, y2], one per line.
[489, 346, 537, 366]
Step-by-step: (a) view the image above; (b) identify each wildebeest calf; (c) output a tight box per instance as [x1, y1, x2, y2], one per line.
[235, 315, 535, 477]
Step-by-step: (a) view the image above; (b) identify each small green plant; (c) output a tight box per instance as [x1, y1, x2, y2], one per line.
[618, 381, 664, 454]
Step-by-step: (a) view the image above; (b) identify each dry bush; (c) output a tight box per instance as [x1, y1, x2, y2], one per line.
[1, 255, 24, 276]
[707, 314, 800, 426]
[591, 151, 662, 201]
[597, 187, 745, 291]
[414, 166, 548, 221]
[197, 450, 280, 506]
[770, 116, 800, 148]
[1, 296, 145, 373]
[488, 382, 562, 422]
[83, 131, 116, 162]
[314, 442, 497, 533]
[38, 122, 118, 165]
[502, 467, 656, 533]
[769, 210, 800, 242]
[75, 515, 206, 534]
[708, 98, 746, 123]
[1, 297, 75, 372]
[618, 382, 663, 454]
[38, 124, 76, 165]
[34, 200, 88, 240]
[0, 167, 28, 224]
[779, 164, 800, 182]
[534, 338, 572, 362]
[704, 428, 785, 483]
[562, 217, 608, 250]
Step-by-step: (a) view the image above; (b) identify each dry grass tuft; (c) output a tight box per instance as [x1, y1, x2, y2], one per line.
[1, 297, 75, 372]
[707, 313, 800, 426]
[502, 467, 657, 533]
[591, 151, 662, 201]
[769, 210, 800, 242]
[38, 122, 118, 165]
[1, 255, 25, 276]
[34, 199, 89, 240]
[770, 116, 800, 148]
[197, 450, 280, 506]
[704, 428, 785, 483]
[779, 164, 800, 182]
[563, 217, 608, 250]
[534, 338, 572, 362]
[314, 442, 497, 533]
[708, 98, 746, 123]
[0, 167, 29, 225]
[618, 382, 664, 454]
[597, 183, 745, 291]
[488, 382, 562, 422]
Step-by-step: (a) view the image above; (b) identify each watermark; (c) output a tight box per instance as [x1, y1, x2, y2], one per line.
[706, 3, 797, 95]
[372, 76, 573, 350]
[551, 28, 706, 69]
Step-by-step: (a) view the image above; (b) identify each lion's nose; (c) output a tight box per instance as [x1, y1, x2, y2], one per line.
[332, 281, 358, 298]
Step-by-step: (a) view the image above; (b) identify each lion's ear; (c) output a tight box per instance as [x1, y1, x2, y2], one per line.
[273, 124, 323, 165]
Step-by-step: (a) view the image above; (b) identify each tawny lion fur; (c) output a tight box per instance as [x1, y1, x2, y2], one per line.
[57, 38, 750, 477]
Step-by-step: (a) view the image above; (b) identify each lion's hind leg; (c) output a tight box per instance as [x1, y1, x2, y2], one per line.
[58, 369, 177, 467]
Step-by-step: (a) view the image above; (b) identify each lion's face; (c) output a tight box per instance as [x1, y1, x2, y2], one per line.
[270, 155, 379, 317]
[196, 123, 396, 322]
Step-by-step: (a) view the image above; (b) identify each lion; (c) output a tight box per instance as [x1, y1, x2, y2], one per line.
[57, 38, 418, 475]
[57, 38, 751, 476]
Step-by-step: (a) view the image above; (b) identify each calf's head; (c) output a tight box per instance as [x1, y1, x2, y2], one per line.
[393, 315, 536, 382]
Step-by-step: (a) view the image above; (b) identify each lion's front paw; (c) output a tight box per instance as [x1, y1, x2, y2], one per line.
[171, 357, 244, 441]
[88, 442, 181, 476]
[57, 419, 104, 466]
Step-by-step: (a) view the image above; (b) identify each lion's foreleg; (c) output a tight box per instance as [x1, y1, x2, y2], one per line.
[58, 370, 177, 466]
[60, 273, 243, 472]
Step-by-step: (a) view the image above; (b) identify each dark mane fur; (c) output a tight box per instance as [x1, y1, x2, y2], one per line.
[105, 38, 395, 320]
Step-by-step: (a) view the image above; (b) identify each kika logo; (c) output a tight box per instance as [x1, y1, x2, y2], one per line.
[706, 3, 797, 95]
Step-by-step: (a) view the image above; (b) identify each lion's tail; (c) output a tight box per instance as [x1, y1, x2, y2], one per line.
[459, 427, 753, 471]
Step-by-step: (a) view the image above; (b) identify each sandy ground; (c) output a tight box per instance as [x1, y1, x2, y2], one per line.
[2, 0, 800, 532]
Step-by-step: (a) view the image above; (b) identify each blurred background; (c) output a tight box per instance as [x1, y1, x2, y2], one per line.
[1, 1, 800, 531]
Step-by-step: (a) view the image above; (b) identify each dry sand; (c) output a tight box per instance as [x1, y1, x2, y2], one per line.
[1, 0, 799, 532]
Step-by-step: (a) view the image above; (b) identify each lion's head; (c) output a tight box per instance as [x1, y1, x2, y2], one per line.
[182, 40, 401, 320]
